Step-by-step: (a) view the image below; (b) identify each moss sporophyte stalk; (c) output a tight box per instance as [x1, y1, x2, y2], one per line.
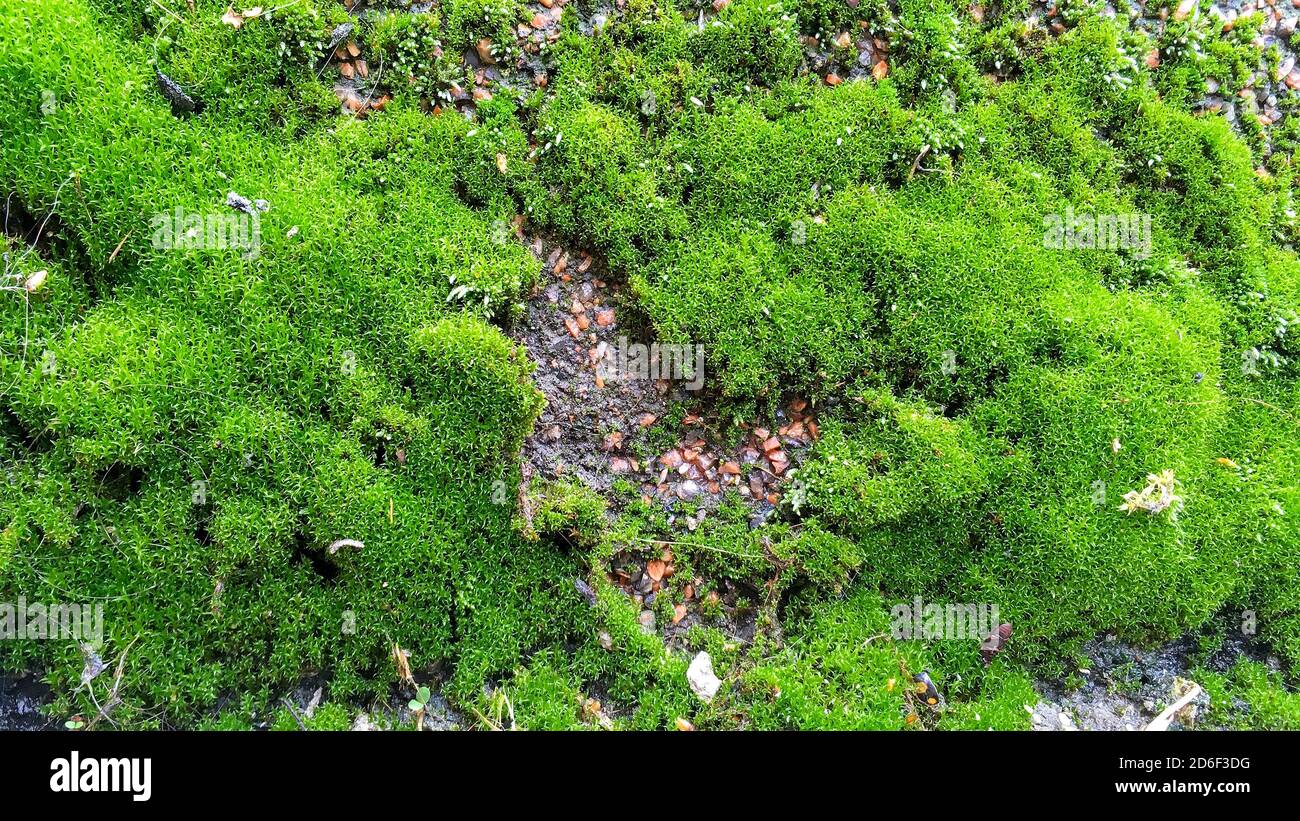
[0, 0, 1297, 730]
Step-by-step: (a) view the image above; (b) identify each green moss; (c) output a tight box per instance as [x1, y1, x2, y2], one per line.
[1199, 659, 1300, 730]
[686, 0, 802, 89]
[734, 589, 1034, 729]
[517, 479, 608, 549]
[2, 0, 1298, 729]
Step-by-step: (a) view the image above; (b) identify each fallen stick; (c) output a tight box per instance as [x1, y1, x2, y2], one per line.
[1143, 682, 1202, 731]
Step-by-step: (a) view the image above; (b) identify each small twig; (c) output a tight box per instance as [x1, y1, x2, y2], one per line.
[1144, 682, 1202, 731]
[356, 55, 385, 115]
[150, 0, 185, 24]
[87, 636, 139, 730]
[627, 536, 753, 559]
[106, 230, 132, 264]
[907, 145, 931, 181]
[280, 697, 309, 731]
[469, 705, 502, 731]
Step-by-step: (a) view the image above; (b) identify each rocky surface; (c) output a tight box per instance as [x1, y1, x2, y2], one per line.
[1031, 623, 1278, 730]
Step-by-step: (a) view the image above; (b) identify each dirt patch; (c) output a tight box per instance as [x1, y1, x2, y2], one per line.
[509, 233, 824, 650]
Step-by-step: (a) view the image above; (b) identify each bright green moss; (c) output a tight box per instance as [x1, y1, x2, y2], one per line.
[441, 0, 526, 57]
[517, 479, 608, 549]
[0, 0, 571, 724]
[736, 589, 1034, 729]
[2, 0, 1298, 730]
[1199, 659, 1300, 730]
[686, 0, 802, 89]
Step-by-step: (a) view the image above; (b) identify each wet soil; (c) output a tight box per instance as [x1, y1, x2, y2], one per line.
[1032, 618, 1278, 731]
[0, 671, 56, 730]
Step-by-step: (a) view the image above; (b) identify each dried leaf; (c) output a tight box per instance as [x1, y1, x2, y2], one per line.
[646, 559, 666, 582]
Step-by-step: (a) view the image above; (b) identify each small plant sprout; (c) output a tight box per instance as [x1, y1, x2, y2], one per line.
[408, 684, 432, 729]
[1118, 469, 1184, 521]
[409, 684, 431, 712]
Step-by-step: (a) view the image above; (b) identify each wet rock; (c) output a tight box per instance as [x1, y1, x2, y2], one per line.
[155, 70, 196, 114]
[225, 191, 256, 215]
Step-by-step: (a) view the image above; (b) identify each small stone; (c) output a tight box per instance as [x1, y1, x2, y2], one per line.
[825, 72, 843, 86]
[638, 610, 656, 632]
[155, 70, 197, 114]
[225, 191, 255, 214]
[768, 451, 789, 474]
[687, 651, 722, 702]
[326, 22, 354, 53]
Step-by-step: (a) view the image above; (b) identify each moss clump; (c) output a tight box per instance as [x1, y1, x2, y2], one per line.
[735, 589, 1035, 730]
[516, 479, 608, 549]
[368, 11, 468, 107]
[687, 0, 802, 89]
[2, 0, 1298, 729]
[1199, 660, 1300, 730]
[0, 0, 570, 724]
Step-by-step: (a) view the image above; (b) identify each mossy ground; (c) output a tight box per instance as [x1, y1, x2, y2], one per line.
[0, 0, 1297, 729]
